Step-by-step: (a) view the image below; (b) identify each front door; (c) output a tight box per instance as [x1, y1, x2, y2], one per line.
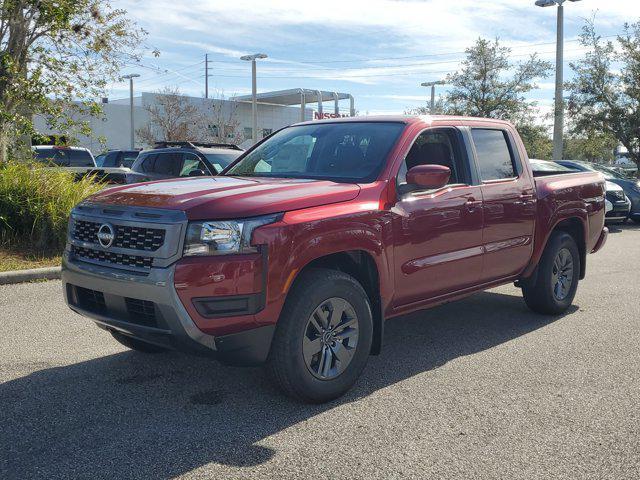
[392, 128, 484, 308]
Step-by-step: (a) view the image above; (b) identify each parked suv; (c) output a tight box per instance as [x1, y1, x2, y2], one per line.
[126, 142, 243, 184]
[95, 149, 140, 169]
[62, 117, 608, 403]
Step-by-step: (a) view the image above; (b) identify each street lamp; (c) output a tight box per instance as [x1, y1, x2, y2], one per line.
[535, 0, 582, 161]
[121, 73, 140, 149]
[240, 53, 268, 145]
[420, 80, 446, 114]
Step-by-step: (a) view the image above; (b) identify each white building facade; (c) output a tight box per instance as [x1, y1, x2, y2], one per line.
[33, 89, 354, 153]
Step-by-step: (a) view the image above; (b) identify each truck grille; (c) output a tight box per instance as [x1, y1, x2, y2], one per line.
[71, 245, 153, 269]
[73, 219, 165, 251]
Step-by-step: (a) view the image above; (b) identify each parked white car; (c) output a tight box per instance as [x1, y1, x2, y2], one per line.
[32, 146, 130, 183]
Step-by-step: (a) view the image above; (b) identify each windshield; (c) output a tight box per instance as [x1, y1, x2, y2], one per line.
[203, 152, 241, 173]
[225, 122, 405, 183]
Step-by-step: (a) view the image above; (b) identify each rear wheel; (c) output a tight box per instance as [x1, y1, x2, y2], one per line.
[110, 331, 168, 353]
[522, 231, 580, 315]
[267, 268, 373, 403]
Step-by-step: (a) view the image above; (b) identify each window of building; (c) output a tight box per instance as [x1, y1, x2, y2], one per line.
[261, 128, 273, 138]
[244, 127, 253, 139]
[471, 129, 517, 181]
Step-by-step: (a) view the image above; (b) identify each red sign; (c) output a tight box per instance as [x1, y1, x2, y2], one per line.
[314, 112, 350, 120]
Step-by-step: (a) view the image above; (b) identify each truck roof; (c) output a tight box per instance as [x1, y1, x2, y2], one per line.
[294, 114, 514, 127]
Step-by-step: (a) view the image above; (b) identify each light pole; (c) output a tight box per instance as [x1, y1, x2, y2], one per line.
[420, 80, 446, 114]
[240, 53, 268, 145]
[535, 0, 581, 161]
[121, 73, 140, 149]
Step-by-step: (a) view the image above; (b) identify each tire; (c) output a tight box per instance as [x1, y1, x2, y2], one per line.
[522, 231, 580, 315]
[267, 268, 373, 403]
[110, 331, 168, 353]
[632, 217, 640, 224]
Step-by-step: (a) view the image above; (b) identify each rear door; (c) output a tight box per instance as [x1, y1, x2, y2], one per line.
[469, 127, 536, 282]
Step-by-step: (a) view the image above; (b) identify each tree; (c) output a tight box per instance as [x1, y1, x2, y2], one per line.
[0, 1, 148, 161]
[567, 20, 640, 175]
[443, 38, 552, 120]
[136, 87, 201, 146]
[563, 132, 618, 163]
[136, 87, 243, 147]
[518, 123, 553, 160]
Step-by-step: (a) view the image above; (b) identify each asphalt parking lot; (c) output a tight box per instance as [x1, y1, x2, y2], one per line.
[1, 224, 639, 480]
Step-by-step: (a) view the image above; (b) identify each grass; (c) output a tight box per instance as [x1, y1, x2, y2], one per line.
[0, 160, 104, 251]
[0, 246, 61, 272]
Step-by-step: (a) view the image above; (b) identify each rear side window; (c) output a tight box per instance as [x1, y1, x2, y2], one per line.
[102, 151, 119, 167]
[34, 148, 67, 166]
[122, 151, 139, 168]
[135, 154, 156, 173]
[471, 129, 517, 181]
[153, 153, 181, 175]
[68, 149, 94, 167]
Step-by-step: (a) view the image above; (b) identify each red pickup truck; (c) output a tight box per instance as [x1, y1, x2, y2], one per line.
[62, 116, 608, 403]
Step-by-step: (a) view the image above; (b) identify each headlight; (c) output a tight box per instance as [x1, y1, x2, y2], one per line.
[183, 214, 280, 256]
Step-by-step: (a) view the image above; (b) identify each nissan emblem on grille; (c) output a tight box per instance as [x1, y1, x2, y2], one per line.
[96, 223, 115, 248]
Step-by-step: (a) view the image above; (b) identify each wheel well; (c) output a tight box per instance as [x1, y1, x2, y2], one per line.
[553, 218, 586, 279]
[295, 251, 383, 355]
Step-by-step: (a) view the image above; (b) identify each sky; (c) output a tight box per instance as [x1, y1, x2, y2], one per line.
[111, 0, 640, 123]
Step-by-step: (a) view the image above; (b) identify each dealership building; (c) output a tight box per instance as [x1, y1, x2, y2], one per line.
[33, 89, 355, 153]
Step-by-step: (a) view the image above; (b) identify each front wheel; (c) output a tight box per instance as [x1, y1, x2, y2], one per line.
[267, 268, 373, 403]
[522, 231, 580, 315]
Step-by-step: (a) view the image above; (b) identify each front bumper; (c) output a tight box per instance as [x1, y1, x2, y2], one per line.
[62, 253, 275, 365]
[605, 200, 631, 221]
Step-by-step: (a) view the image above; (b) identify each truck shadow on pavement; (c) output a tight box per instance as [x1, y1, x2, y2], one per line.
[0, 290, 573, 479]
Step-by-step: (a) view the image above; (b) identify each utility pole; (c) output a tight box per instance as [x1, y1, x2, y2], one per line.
[205, 53, 209, 99]
[240, 53, 268, 145]
[121, 73, 140, 149]
[420, 80, 445, 114]
[535, 0, 582, 161]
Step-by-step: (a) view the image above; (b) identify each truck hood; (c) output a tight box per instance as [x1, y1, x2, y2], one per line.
[87, 176, 361, 219]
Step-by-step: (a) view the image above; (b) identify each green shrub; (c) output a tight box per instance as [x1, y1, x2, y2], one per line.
[0, 161, 104, 251]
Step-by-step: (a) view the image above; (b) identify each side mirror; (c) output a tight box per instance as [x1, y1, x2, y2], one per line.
[406, 164, 450, 190]
[188, 169, 207, 177]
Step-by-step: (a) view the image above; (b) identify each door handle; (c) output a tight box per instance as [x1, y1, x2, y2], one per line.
[519, 193, 535, 205]
[465, 199, 482, 212]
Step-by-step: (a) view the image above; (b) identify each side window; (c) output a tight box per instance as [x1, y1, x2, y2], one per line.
[471, 129, 517, 181]
[179, 154, 209, 177]
[397, 129, 464, 188]
[68, 150, 94, 167]
[122, 152, 139, 168]
[154, 153, 181, 176]
[138, 154, 156, 173]
[103, 152, 118, 167]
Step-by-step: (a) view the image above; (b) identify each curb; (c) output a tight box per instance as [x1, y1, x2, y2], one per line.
[0, 266, 61, 285]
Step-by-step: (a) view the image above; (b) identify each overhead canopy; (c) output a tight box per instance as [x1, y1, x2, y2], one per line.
[235, 88, 355, 121]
